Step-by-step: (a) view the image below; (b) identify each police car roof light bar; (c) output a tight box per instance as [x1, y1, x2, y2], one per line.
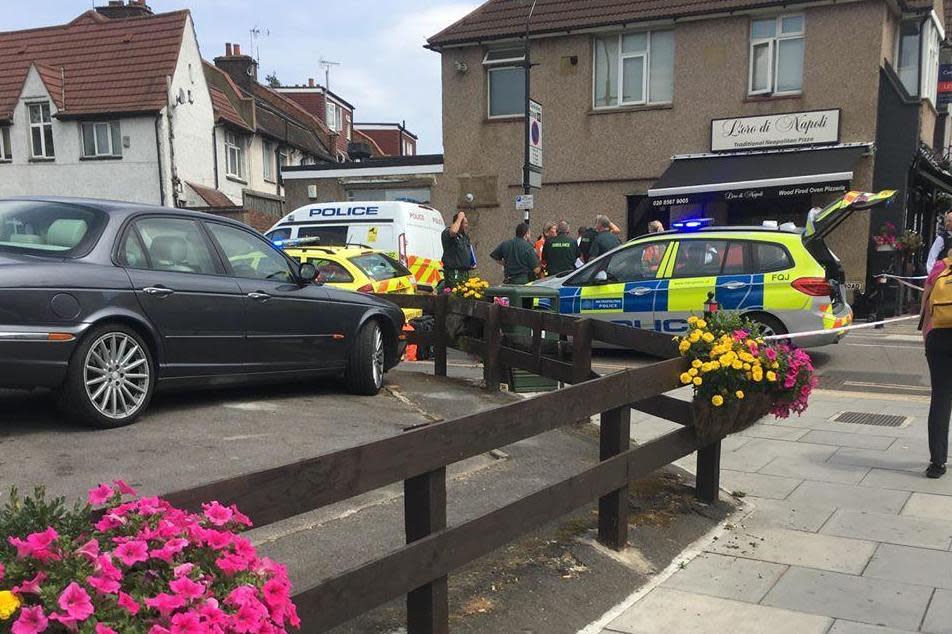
[273, 236, 322, 248]
[672, 217, 714, 232]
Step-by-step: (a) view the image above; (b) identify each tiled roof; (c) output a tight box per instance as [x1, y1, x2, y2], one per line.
[427, 0, 939, 47]
[203, 62, 254, 131]
[0, 9, 188, 121]
[209, 85, 251, 131]
[186, 181, 238, 209]
[251, 84, 330, 137]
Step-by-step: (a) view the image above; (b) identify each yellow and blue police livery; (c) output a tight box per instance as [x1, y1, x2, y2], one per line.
[533, 191, 896, 348]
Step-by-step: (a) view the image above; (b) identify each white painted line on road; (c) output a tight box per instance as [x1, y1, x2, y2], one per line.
[812, 388, 930, 403]
[844, 343, 922, 350]
[842, 380, 930, 392]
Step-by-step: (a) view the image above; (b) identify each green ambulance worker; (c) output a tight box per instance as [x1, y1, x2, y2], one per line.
[588, 214, 623, 259]
[490, 223, 541, 284]
[441, 210, 475, 290]
[542, 221, 579, 275]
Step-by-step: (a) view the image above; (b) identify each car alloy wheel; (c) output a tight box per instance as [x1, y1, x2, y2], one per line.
[83, 332, 151, 420]
[372, 327, 385, 389]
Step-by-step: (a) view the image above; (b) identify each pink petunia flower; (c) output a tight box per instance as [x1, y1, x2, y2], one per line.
[113, 479, 137, 496]
[95, 625, 118, 634]
[13, 571, 47, 595]
[47, 612, 77, 630]
[87, 573, 121, 595]
[216, 552, 250, 575]
[148, 627, 171, 634]
[173, 563, 194, 578]
[118, 591, 140, 615]
[170, 611, 203, 634]
[114, 540, 149, 566]
[765, 348, 777, 361]
[11, 605, 47, 634]
[58, 582, 94, 621]
[145, 592, 185, 618]
[202, 501, 234, 526]
[75, 539, 100, 562]
[204, 530, 232, 551]
[88, 483, 114, 506]
[170, 576, 205, 601]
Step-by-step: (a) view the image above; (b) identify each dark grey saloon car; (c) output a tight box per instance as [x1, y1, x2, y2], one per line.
[0, 197, 406, 428]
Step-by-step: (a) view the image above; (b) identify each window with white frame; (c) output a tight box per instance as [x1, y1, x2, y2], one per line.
[895, 15, 943, 104]
[344, 113, 351, 140]
[28, 103, 54, 159]
[0, 127, 11, 161]
[483, 48, 526, 117]
[593, 30, 674, 108]
[326, 101, 342, 132]
[263, 140, 275, 182]
[80, 121, 121, 158]
[224, 131, 245, 179]
[749, 15, 805, 95]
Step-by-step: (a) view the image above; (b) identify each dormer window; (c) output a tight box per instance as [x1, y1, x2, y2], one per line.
[28, 103, 54, 159]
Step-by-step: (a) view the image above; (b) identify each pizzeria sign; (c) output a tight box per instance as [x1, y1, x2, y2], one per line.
[711, 109, 840, 152]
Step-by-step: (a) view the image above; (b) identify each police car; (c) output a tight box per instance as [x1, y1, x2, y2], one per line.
[532, 191, 896, 348]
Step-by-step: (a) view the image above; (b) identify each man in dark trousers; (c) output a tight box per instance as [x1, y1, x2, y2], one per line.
[490, 223, 540, 284]
[578, 225, 595, 263]
[543, 221, 579, 276]
[588, 214, 623, 260]
[441, 211, 475, 291]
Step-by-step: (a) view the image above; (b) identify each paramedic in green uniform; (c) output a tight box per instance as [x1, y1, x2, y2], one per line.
[441, 211, 475, 290]
[490, 223, 540, 284]
[542, 221, 579, 275]
[588, 214, 623, 259]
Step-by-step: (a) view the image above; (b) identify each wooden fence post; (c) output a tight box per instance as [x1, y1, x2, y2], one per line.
[404, 467, 449, 634]
[572, 319, 593, 385]
[433, 294, 448, 378]
[696, 440, 721, 503]
[483, 302, 501, 391]
[597, 406, 631, 550]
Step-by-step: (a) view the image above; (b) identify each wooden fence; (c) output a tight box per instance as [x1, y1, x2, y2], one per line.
[158, 293, 720, 633]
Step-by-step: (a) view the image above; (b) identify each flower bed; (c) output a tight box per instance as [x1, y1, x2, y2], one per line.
[676, 312, 817, 443]
[0, 483, 299, 633]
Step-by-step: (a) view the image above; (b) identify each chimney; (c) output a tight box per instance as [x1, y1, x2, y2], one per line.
[95, 0, 153, 18]
[308, 78, 315, 88]
[213, 42, 258, 92]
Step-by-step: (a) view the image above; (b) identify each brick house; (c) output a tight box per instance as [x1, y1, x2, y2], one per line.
[276, 81, 355, 162]
[354, 122, 419, 157]
[426, 0, 952, 294]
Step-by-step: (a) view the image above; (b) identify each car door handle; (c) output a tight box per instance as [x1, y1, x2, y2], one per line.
[627, 287, 653, 296]
[719, 281, 747, 290]
[143, 286, 174, 298]
[247, 292, 271, 302]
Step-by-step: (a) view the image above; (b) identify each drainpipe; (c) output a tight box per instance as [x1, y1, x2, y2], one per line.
[212, 126, 219, 190]
[154, 114, 166, 206]
[166, 75, 180, 207]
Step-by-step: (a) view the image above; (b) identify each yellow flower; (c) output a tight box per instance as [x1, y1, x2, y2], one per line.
[743, 363, 751, 371]
[771, 362, 780, 369]
[712, 395, 724, 407]
[680, 372, 693, 385]
[689, 331, 701, 343]
[732, 360, 744, 370]
[693, 377, 703, 386]
[0, 591, 20, 620]
[736, 390, 745, 399]
[710, 361, 721, 370]
[767, 371, 777, 382]
[688, 315, 699, 324]
[679, 340, 691, 353]
[696, 319, 707, 329]
[688, 368, 698, 377]
[691, 359, 702, 369]
[753, 373, 763, 382]
[701, 363, 712, 373]
[701, 332, 714, 343]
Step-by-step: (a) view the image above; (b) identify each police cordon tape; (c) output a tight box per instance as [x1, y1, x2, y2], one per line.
[761, 314, 920, 341]
[875, 273, 925, 292]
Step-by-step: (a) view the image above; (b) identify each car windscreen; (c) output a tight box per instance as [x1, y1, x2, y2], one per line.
[350, 253, 411, 281]
[0, 200, 107, 257]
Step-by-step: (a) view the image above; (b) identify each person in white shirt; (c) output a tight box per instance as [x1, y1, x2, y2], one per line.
[926, 210, 952, 273]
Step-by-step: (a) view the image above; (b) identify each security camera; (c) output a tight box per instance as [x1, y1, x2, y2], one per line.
[455, 60, 468, 73]
[464, 193, 475, 203]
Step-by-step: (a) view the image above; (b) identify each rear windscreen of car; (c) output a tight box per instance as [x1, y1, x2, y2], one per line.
[350, 253, 411, 281]
[298, 226, 348, 246]
[0, 201, 106, 256]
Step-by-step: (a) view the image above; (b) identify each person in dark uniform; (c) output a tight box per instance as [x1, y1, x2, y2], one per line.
[588, 214, 622, 259]
[578, 226, 596, 263]
[490, 223, 540, 284]
[542, 221, 579, 276]
[441, 211, 475, 291]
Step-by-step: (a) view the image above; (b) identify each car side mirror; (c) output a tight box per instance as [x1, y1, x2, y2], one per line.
[594, 270, 609, 284]
[299, 263, 318, 284]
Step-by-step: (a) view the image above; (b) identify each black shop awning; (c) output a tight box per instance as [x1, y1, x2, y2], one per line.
[647, 145, 868, 208]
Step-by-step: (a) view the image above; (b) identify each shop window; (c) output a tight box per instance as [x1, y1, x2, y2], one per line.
[0, 127, 11, 162]
[593, 30, 674, 108]
[81, 121, 121, 158]
[749, 15, 804, 95]
[484, 48, 526, 118]
[28, 103, 54, 159]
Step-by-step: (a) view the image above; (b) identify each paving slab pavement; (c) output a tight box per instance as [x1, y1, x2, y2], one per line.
[590, 389, 952, 634]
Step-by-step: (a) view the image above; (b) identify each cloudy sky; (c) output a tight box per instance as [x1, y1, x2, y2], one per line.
[4, 0, 480, 153]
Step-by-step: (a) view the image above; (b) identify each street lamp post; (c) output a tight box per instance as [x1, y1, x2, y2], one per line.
[522, 0, 537, 227]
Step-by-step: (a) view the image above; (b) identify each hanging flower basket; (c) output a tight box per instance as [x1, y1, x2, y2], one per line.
[692, 392, 773, 445]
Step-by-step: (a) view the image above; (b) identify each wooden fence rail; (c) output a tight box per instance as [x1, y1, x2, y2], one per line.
[154, 294, 717, 633]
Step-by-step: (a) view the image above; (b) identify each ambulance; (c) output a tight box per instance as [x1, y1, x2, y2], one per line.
[266, 201, 446, 291]
[531, 190, 897, 348]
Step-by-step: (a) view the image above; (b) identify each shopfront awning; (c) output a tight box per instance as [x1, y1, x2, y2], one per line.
[647, 145, 869, 208]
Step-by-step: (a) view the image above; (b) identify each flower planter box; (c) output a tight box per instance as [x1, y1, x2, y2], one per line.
[692, 392, 773, 444]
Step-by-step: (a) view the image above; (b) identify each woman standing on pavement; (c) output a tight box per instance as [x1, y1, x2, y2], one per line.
[920, 255, 952, 478]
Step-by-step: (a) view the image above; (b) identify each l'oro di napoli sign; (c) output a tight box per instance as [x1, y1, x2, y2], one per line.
[711, 109, 840, 152]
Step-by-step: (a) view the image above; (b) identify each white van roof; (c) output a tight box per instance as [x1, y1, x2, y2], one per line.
[275, 200, 443, 226]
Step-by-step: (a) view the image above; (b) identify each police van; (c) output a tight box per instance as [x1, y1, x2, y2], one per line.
[532, 190, 896, 348]
[266, 201, 446, 290]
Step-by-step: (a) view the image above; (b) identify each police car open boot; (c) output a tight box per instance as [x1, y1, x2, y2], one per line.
[926, 463, 947, 479]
